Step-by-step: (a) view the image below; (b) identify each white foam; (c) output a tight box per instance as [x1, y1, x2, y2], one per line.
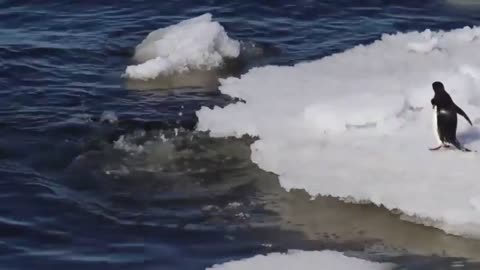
[125, 13, 240, 80]
[206, 250, 394, 270]
[113, 135, 145, 153]
[100, 110, 118, 124]
[196, 26, 480, 238]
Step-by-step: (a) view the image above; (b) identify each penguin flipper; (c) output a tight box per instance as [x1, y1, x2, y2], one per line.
[455, 104, 473, 126]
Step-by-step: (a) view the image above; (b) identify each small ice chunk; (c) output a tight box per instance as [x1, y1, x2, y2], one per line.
[125, 13, 240, 80]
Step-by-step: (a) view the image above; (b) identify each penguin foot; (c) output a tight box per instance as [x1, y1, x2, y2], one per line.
[451, 140, 473, 152]
[429, 144, 452, 151]
[429, 145, 443, 151]
[429, 142, 474, 152]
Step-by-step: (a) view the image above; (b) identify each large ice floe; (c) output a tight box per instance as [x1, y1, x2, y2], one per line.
[207, 250, 394, 270]
[197, 26, 480, 238]
[125, 13, 240, 80]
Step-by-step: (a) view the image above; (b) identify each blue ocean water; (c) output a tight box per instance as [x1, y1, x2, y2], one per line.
[1, 1, 480, 269]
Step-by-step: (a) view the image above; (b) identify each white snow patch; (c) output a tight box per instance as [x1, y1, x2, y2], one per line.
[407, 30, 440, 53]
[196, 26, 480, 238]
[206, 250, 394, 270]
[125, 13, 240, 80]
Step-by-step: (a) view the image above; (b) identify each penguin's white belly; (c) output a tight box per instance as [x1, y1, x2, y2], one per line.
[432, 107, 442, 144]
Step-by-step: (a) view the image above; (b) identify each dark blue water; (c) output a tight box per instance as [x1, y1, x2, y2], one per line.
[2, 1, 480, 269]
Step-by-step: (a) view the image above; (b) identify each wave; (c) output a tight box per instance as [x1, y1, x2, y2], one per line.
[196, 26, 480, 238]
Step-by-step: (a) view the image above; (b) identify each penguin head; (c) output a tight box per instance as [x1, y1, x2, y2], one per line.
[432, 81, 445, 93]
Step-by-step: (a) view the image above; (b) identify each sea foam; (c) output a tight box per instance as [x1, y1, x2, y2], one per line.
[197, 26, 480, 238]
[125, 13, 240, 80]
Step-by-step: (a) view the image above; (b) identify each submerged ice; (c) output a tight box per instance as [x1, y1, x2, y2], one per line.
[196, 26, 480, 238]
[125, 13, 240, 80]
[207, 250, 394, 270]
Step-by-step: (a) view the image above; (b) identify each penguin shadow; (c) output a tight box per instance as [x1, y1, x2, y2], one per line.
[458, 126, 480, 145]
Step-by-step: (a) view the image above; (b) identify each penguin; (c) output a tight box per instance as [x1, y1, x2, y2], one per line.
[430, 81, 473, 151]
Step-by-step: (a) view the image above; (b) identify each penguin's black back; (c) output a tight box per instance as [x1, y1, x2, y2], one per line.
[436, 108, 458, 144]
